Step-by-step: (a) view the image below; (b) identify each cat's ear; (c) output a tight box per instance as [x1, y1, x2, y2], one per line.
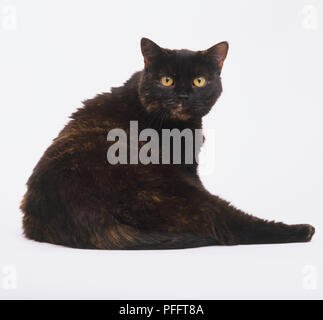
[204, 41, 229, 73]
[141, 38, 163, 67]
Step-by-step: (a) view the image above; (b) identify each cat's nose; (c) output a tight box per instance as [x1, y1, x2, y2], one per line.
[178, 94, 189, 100]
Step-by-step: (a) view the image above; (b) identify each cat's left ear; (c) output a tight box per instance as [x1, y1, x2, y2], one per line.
[203, 41, 229, 74]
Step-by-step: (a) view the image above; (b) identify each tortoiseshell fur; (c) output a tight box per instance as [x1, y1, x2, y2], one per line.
[21, 39, 315, 249]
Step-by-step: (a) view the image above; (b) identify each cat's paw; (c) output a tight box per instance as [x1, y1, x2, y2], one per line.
[293, 224, 315, 242]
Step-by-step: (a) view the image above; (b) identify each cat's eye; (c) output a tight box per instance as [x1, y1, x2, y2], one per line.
[161, 76, 174, 87]
[193, 77, 206, 87]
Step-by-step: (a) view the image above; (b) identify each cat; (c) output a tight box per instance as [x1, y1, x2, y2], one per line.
[21, 38, 315, 249]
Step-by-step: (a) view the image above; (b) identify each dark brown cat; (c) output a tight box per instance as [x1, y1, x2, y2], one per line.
[21, 38, 315, 249]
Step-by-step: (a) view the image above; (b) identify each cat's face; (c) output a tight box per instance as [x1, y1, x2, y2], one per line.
[138, 38, 228, 122]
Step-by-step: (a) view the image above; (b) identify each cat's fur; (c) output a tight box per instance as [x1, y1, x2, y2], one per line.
[21, 38, 315, 249]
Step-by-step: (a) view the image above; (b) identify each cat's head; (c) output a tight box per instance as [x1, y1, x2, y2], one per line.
[138, 38, 228, 122]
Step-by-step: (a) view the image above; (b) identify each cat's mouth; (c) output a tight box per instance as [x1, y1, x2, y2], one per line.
[169, 104, 191, 121]
[145, 101, 194, 121]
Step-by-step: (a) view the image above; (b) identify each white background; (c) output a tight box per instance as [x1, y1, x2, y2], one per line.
[0, 0, 322, 299]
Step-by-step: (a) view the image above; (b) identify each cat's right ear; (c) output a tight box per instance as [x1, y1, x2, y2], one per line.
[141, 38, 162, 67]
[203, 41, 229, 74]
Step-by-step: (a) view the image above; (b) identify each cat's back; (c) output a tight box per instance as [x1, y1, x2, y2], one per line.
[20, 89, 139, 245]
[27, 72, 141, 183]
[40, 90, 135, 167]
[22, 90, 140, 210]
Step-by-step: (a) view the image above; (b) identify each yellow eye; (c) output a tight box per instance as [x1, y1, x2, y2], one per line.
[193, 77, 206, 87]
[161, 76, 174, 87]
